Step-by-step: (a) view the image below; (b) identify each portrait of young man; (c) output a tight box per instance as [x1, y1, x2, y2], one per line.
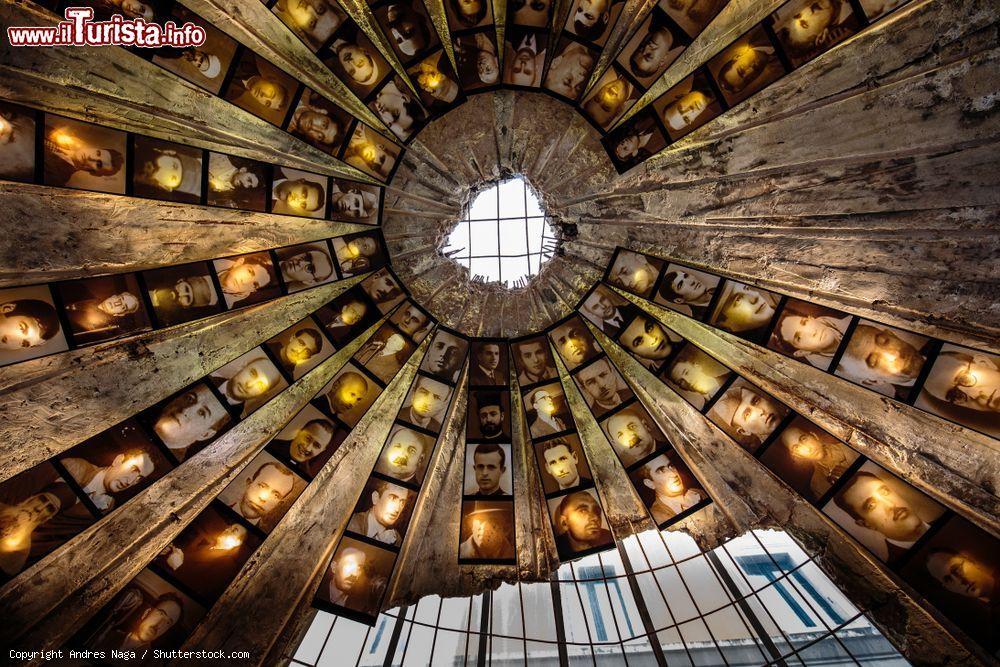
[660, 343, 732, 410]
[565, 0, 621, 46]
[213, 251, 282, 309]
[543, 39, 597, 102]
[652, 71, 725, 143]
[464, 443, 512, 497]
[707, 279, 782, 344]
[574, 357, 633, 418]
[151, 5, 238, 94]
[209, 348, 288, 417]
[389, 301, 431, 342]
[706, 26, 787, 107]
[653, 262, 720, 319]
[267, 404, 346, 479]
[823, 461, 945, 564]
[759, 415, 859, 503]
[217, 450, 307, 533]
[332, 233, 386, 277]
[453, 30, 501, 91]
[355, 324, 415, 384]
[362, 268, 406, 313]
[140, 381, 231, 462]
[316, 287, 380, 346]
[511, 336, 558, 386]
[54, 273, 152, 346]
[271, 0, 346, 52]
[57, 420, 173, 515]
[373, 425, 435, 485]
[618, 7, 687, 86]
[224, 50, 300, 125]
[318, 536, 395, 618]
[132, 135, 204, 204]
[604, 110, 667, 172]
[0, 101, 37, 182]
[706, 378, 789, 452]
[770, 0, 860, 68]
[420, 329, 468, 382]
[329, 179, 381, 223]
[346, 477, 414, 546]
[0, 284, 69, 368]
[524, 383, 571, 439]
[467, 391, 511, 441]
[371, 77, 427, 142]
[606, 250, 662, 298]
[617, 313, 680, 372]
[767, 298, 852, 371]
[600, 403, 668, 467]
[319, 362, 380, 426]
[324, 24, 391, 99]
[459, 500, 516, 561]
[287, 88, 352, 157]
[469, 340, 508, 386]
[549, 317, 600, 371]
[534, 434, 592, 495]
[914, 343, 1000, 439]
[206, 152, 269, 211]
[271, 167, 329, 218]
[342, 123, 401, 181]
[274, 241, 338, 293]
[143, 261, 223, 327]
[265, 316, 334, 380]
[581, 67, 638, 130]
[548, 488, 614, 558]
[580, 284, 634, 336]
[628, 449, 706, 526]
[833, 319, 932, 401]
[42, 114, 126, 194]
[399, 375, 453, 433]
[503, 29, 548, 88]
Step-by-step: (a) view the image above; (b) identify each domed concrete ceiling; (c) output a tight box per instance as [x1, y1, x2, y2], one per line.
[0, 0, 997, 665]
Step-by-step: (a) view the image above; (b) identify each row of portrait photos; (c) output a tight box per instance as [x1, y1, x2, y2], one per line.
[0, 101, 384, 220]
[34, 0, 403, 180]
[602, 0, 919, 172]
[315, 327, 471, 624]
[0, 229, 390, 369]
[0, 270, 408, 596]
[581, 278, 999, 654]
[600, 248, 1000, 442]
[54, 273, 432, 660]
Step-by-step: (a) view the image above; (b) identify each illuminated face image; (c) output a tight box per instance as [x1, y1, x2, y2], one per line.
[239, 463, 295, 520]
[338, 300, 367, 326]
[574, 0, 609, 28]
[532, 389, 558, 416]
[606, 409, 654, 454]
[339, 44, 378, 85]
[104, 452, 155, 493]
[782, 0, 839, 48]
[296, 110, 340, 146]
[924, 351, 1000, 413]
[284, 330, 322, 365]
[510, 48, 538, 86]
[621, 317, 673, 361]
[333, 546, 367, 592]
[577, 359, 621, 406]
[714, 283, 777, 332]
[332, 188, 375, 217]
[718, 45, 769, 94]
[173, 276, 215, 308]
[730, 387, 783, 440]
[147, 154, 183, 191]
[781, 424, 824, 461]
[543, 443, 579, 486]
[584, 291, 618, 321]
[341, 237, 379, 263]
[840, 325, 925, 385]
[926, 550, 996, 602]
[611, 253, 657, 293]
[133, 598, 182, 643]
[668, 351, 725, 397]
[425, 334, 462, 374]
[276, 179, 324, 213]
[247, 76, 289, 110]
[644, 454, 685, 497]
[289, 420, 335, 462]
[588, 77, 631, 120]
[375, 87, 417, 136]
[409, 378, 450, 419]
[838, 472, 929, 542]
[0, 301, 54, 349]
[281, 250, 334, 286]
[220, 259, 272, 296]
[476, 343, 501, 372]
[367, 273, 400, 303]
[393, 305, 427, 336]
[478, 403, 504, 436]
[372, 483, 410, 527]
[210, 523, 248, 551]
[779, 315, 842, 354]
[280, 0, 341, 40]
[5, 493, 60, 534]
[473, 450, 505, 493]
[381, 429, 426, 479]
[477, 52, 499, 84]
[228, 357, 280, 401]
[554, 325, 591, 365]
[96, 292, 140, 317]
[154, 386, 227, 449]
[518, 341, 550, 377]
[328, 372, 369, 413]
[546, 48, 594, 98]
[631, 26, 673, 77]
[558, 492, 605, 543]
[467, 509, 509, 554]
[663, 91, 710, 131]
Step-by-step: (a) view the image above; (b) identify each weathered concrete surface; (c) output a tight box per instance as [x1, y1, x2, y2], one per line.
[0, 277, 361, 483]
[0, 181, 366, 287]
[1, 319, 380, 660]
[0, 2, 371, 180]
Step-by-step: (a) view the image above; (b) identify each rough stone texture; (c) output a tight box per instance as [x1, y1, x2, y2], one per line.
[0, 181, 366, 287]
[0, 1, 372, 181]
[1, 323, 379, 660]
[0, 277, 361, 483]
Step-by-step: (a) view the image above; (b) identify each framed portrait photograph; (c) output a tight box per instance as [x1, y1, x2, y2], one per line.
[467, 390, 511, 442]
[766, 298, 852, 371]
[563, 0, 624, 46]
[274, 241, 338, 294]
[600, 401, 669, 467]
[661, 343, 733, 410]
[0, 284, 69, 368]
[267, 403, 347, 479]
[914, 343, 1000, 440]
[318, 362, 380, 426]
[549, 316, 600, 371]
[143, 259, 225, 328]
[208, 347, 289, 419]
[464, 442, 513, 497]
[442, 0, 493, 32]
[469, 340, 508, 386]
[661, 0, 727, 39]
[604, 109, 668, 172]
[371, 77, 427, 142]
[511, 336, 558, 386]
[453, 30, 500, 91]
[373, 424, 436, 486]
[43, 114, 126, 194]
[355, 323, 416, 384]
[224, 50, 299, 125]
[420, 329, 469, 383]
[287, 88, 353, 157]
[151, 5, 238, 94]
[705, 377, 790, 452]
[389, 300, 432, 343]
[271, 166, 328, 218]
[206, 152, 268, 211]
[759, 415, 859, 503]
[213, 251, 282, 309]
[53, 273, 152, 346]
[618, 7, 688, 87]
[616, 313, 681, 372]
[57, 419, 173, 515]
[217, 450, 307, 533]
[543, 38, 598, 102]
[330, 178, 381, 223]
[534, 433, 592, 495]
[373, 0, 439, 64]
[271, 0, 347, 52]
[523, 382, 572, 439]
[503, 29, 548, 88]
[580, 66, 639, 131]
[706, 279, 782, 344]
[580, 284, 635, 337]
[325, 24, 391, 99]
[0, 101, 36, 182]
[346, 477, 416, 547]
[266, 316, 334, 380]
[606, 249, 663, 298]
[139, 381, 232, 462]
[509, 0, 552, 27]
[317, 536, 396, 622]
[407, 50, 463, 113]
[548, 488, 614, 559]
[152, 503, 262, 603]
[770, 0, 860, 68]
[0, 462, 95, 584]
[573, 356, 634, 419]
[628, 449, 707, 526]
[73, 567, 205, 654]
[314, 288, 378, 347]
[459, 499, 516, 562]
[332, 233, 387, 277]
[706, 26, 787, 107]
[653, 262, 720, 319]
[833, 319, 932, 401]
[342, 122, 401, 181]
[398, 374, 453, 433]
[652, 70, 726, 142]
[132, 135, 203, 203]
[361, 268, 406, 313]
[822, 460, 946, 564]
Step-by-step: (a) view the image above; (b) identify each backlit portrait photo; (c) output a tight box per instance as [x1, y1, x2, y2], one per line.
[389, 300, 431, 342]
[833, 319, 931, 400]
[629, 449, 706, 526]
[374, 424, 435, 485]
[914, 343, 1000, 439]
[443, 0, 492, 31]
[581, 67, 638, 130]
[316, 287, 380, 346]
[268, 404, 347, 479]
[470, 340, 508, 386]
[543, 39, 597, 101]
[140, 381, 231, 462]
[512, 336, 558, 386]
[420, 329, 468, 383]
[503, 29, 547, 88]
[374, 0, 438, 64]
[467, 391, 511, 441]
[213, 251, 281, 308]
[661, 343, 732, 410]
[464, 443, 512, 497]
[550, 317, 600, 370]
[706, 26, 786, 107]
[524, 383, 572, 439]
[767, 298, 852, 371]
[272, 167, 328, 218]
[217, 450, 307, 533]
[55, 273, 152, 346]
[770, 0, 860, 68]
[706, 378, 789, 451]
[318, 536, 395, 619]
[574, 356, 633, 418]
[653, 262, 719, 318]
[266, 316, 334, 380]
[652, 72, 725, 142]
[759, 415, 859, 502]
[0, 284, 69, 368]
[271, 0, 346, 52]
[224, 50, 299, 125]
[580, 284, 635, 336]
[399, 374, 453, 433]
[605, 110, 667, 172]
[332, 233, 386, 277]
[607, 250, 662, 298]
[662, 0, 726, 38]
[600, 402, 669, 467]
[355, 324, 415, 384]
[143, 261, 221, 327]
[343, 123, 400, 181]
[565, 0, 622, 46]
[287, 88, 352, 157]
[133, 136, 203, 203]
[151, 5, 238, 94]
[206, 152, 268, 211]
[459, 500, 516, 562]
[372, 77, 427, 142]
[326, 25, 391, 99]
[275, 241, 338, 293]
[618, 7, 687, 86]
[362, 268, 406, 313]
[347, 477, 415, 546]
[407, 50, 462, 112]
[43, 115, 126, 194]
[706, 279, 781, 344]
[617, 313, 680, 372]
[548, 488, 614, 558]
[453, 31, 500, 91]
[209, 347, 288, 418]
[534, 434, 591, 495]
[329, 179, 381, 222]
[318, 362, 380, 426]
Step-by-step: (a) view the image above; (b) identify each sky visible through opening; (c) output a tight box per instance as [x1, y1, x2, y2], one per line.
[441, 177, 558, 287]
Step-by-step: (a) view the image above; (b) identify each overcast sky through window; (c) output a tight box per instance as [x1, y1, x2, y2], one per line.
[441, 177, 557, 287]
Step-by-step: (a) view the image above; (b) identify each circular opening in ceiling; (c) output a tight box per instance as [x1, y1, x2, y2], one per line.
[440, 176, 560, 289]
